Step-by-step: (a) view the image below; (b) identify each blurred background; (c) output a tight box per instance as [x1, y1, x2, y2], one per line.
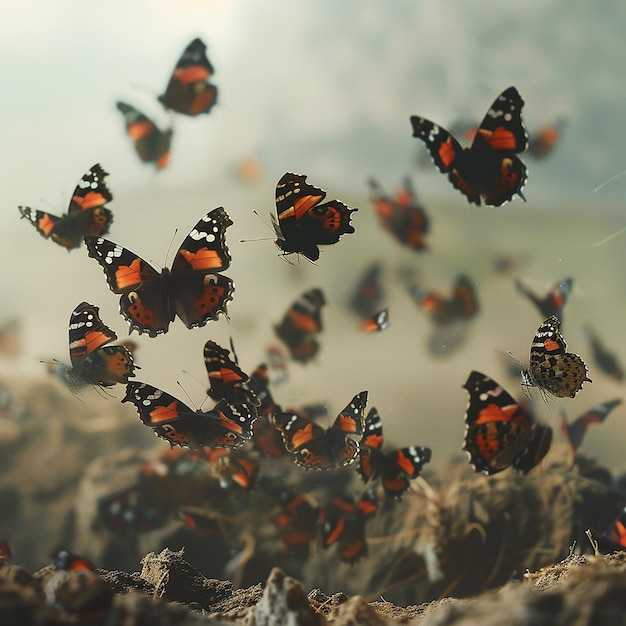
[1, 0, 626, 545]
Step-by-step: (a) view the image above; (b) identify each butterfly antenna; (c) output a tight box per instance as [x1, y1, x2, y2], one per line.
[176, 380, 199, 411]
[239, 211, 276, 244]
[180, 370, 206, 389]
[163, 228, 179, 268]
[229, 337, 239, 364]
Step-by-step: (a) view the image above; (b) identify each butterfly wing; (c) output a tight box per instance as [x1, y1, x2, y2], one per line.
[462, 370, 536, 474]
[123, 382, 255, 449]
[380, 446, 432, 499]
[18, 164, 113, 249]
[158, 38, 217, 116]
[273, 172, 357, 261]
[469, 86, 528, 206]
[84, 236, 171, 336]
[560, 398, 622, 452]
[357, 407, 384, 482]
[273, 410, 330, 469]
[68, 302, 135, 387]
[170, 207, 234, 329]
[116, 102, 172, 170]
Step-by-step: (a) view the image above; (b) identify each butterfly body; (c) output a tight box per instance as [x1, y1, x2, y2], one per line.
[463, 371, 552, 474]
[410, 87, 527, 206]
[522, 315, 591, 398]
[19, 164, 113, 250]
[271, 173, 357, 261]
[123, 381, 256, 449]
[158, 38, 217, 116]
[274, 391, 368, 470]
[85, 208, 234, 337]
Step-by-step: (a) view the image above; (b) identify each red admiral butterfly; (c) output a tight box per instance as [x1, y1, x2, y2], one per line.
[123, 381, 256, 450]
[274, 288, 326, 363]
[271, 172, 357, 262]
[50, 302, 136, 391]
[274, 391, 368, 470]
[357, 408, 431, 498]
[410, 274, 479, 326]
[463, 371, 552, 475]
[521, 315, 591, 398]
[350, 262, 384, 318]
[204, 446, 259, 489]
[84, 208, 234, 337]
[319, 490, 378, 563]
[368, 177, 429, 251]
[361, 308, 390, 332]
[204, 339, 259, 407]
[515, 277, 573, 320]
[116, 102, 173, 170]
[273, 492, 319, 554]
[158, 38, 217, 116]
[528, 118, 566, 159]
[18, 164, 113, 250]
[585, 326, 624, 382]
[410, 87, 528, 206]
[560, 399, 622, 454]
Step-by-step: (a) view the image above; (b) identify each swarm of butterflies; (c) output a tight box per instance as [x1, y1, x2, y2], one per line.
[17, 61, 626, 573]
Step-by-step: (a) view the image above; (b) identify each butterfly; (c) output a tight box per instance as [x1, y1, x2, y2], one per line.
[361, 308, 390, 332]
[158, 38, 217, 116]
[463, 371, 553, 475]
[204, 339, 259, 407]
[49, 302, 136, 392]
[410, 274, 479, 326]
[18, 164, 113, 250]
[271, 172, 357, 262]
[514, 277, 573, 320]
[528, 118, 566, 159]
[350, 262, 384, 318]
[357, 408, 431, 498]
[116, 102, 173, 170]
[274, 391, 368, 470]
[368, 177, 429, 251]
[273, 492, 319, 554]
[84, 207, 234, 337]
[203, 446, 259, 489]
[585, 327, 624, 382]
[176, 509, 221, 537]
[274, 288, 326, 363]
[123, 381, 256, 450]
[319, 490, 378, 563]
[560, 399, 622, 454]
[410, 87, 528, 206]
[521, 315, 591, 398]
[98, 487, 169, 534]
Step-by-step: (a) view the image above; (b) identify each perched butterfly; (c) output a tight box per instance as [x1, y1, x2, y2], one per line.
[273, 492, 319, 554]
[410, 87, 528, 206]
[123, 381, 256, 450]
[368, 177, 429, 251]
[204, 339, 259, 407]
[274, 391, 368, 470]
[116, 102, 173, 170]
[48, 302, 136, 392]
[560, 399, 622, 454]
[158, 38, 217, 116]
[361, 308, 390, 332]
[410, 274, 479, 326]
[274, 288, 326, 363]
[528, 118, 566, 159]
[585, 327, 624, 382]
[463, 371, 553, 475]
[521, 315, 591, 398]
[84, 208, 234, 337]
[271, 172, 357, 262]
[514, 277, 573, 320]
[350, 262, 384, 318]
[357, 408, 431, 498]
[319, 490, 378, 563]
[18, 164, 113, 250]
